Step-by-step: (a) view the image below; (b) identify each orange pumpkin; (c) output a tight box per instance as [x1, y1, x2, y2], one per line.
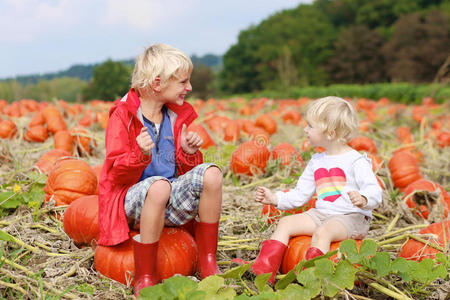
[230, 140, 270, 176]
[70, 127, 96, 156]
[271, 143, 304, 167]
[186, 123, 215, 149]
[223, 121, 241, 142]
[0, 119, 17, 139]
[29, 112, 46, 127]
[63, 195, 100, 247]
[94, 227, 198, 285]
[42, 106, 67, 134]
[388, 151, 422, 190]
[281, 235, 363, 273]
[44, 158, 97, 206]
[24, 125, 49, 142]
[54, 130, 74, 153]
[282, 110, 302, 125]
[348, 136, 377, 154]
[255, 114, 277, 135]
[35, 149, 72, 174]
[402, 179, 450, 219]
[399, 221, 449, 261]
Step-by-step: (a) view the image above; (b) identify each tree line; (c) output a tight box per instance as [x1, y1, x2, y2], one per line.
[0, 0, 448, 102]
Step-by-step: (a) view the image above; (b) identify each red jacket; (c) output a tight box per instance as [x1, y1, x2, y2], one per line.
[98, 89, 203, 246]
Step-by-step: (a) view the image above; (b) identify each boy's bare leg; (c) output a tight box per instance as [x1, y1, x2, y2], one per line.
[140, 180, 171, 243]
[198, 166, 222, 222]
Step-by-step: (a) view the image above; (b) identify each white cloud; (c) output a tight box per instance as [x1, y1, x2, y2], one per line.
[0, 0, 77, 42]
[100, 0, 190, 30]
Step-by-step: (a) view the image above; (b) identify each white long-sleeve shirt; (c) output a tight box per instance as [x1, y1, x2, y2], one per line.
[276, 150, 382, 218]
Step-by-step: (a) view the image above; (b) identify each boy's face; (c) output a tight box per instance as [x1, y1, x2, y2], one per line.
[160, 70, 192, 105]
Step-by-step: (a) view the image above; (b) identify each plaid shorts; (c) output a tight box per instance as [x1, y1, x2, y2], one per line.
[124, 163, 219, 228]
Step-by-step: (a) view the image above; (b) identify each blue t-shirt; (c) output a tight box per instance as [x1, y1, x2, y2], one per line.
[139, 107, 176, 182]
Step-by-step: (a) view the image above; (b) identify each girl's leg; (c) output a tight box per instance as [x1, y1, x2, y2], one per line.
[252, 213, 317, 284]
[270, 213, 318, 245]
[311, 219, 348, 253]
[139, 179, 171, 243]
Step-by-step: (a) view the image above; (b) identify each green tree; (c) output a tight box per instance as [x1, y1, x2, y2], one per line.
[82, 59, 132, 101]
[326, 25, 386, 83]
[382, 10, 450, 82]
[190, 63, 216, 100]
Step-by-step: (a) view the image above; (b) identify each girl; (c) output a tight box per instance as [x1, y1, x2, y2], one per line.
[253, 96, 382, 283]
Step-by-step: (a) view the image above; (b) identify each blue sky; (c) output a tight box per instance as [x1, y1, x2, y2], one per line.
[0, 0, 312, 79]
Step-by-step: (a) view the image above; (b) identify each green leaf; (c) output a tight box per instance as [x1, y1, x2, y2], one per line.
[0, 230, 16, 242]
[217, 287, 236, 299]
[162, 276, 198, 298]
[369, 252, 391, 277]
[339, 239, 359, 263]
[391, 257, 409, 274]
[0, 191, 23, 209]
[254, 273, 272, 293]
[296, 268, 321, 299]
[333, 260, 357, 290]
[138, 284, 168, 300]
[275, 269, 296, 290]
[358, 239, 377, 259]
[26, 172, 48, 185]
[435, 252, 449, 269]
[412, 259, 434, 283]
[219, 263, 251, 279]
[278, 284, 310, 300]
[198, 275, 224, 294]
[431, 264, 447, 280]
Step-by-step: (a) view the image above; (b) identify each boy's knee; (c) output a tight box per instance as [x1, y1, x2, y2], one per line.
[146, 180, 171, 204]
[203, 166, 223, 187]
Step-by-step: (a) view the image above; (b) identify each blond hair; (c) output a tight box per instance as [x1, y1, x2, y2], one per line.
[306, 96, 359, 143]
[131, 43, 193, 90]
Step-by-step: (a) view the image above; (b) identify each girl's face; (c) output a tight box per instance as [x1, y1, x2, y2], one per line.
[304, 118, 328, 147]
[160, 70, 192, 105]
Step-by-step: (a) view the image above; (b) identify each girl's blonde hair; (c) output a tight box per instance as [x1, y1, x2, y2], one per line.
[306, 96, 359, 143]
[131, 43, 193, 90]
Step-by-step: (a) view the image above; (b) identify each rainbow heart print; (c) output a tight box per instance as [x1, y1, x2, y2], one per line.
[314, 167, 346, 202]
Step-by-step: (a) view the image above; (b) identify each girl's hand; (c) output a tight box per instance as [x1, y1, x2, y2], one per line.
[255, 186, 278, 206]
[136, 127, 155, 156]
[348, 191, 367, 208]
[181, 124, 203, 154]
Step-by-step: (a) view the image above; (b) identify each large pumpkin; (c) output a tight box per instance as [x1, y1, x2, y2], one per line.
[34, 149, 72, 174]
[187, 123, 215, 149]
[402, 179, 450, 219]
[94, 227, 198, 285]
[54, 130, 74, 153]
[0, 119, 17, 139]
[230, 140, 270, 176]
[388, 151, 422, 190]
[281, 236, 363, 274]
[348, 136, 377, 154]
[24, 125, 49, 142]
[255, 114, 277, 135]
[63, 195, 99, 247]
[272, 143, 304, 167]
[399, 221, 449, 261]
[44, 158, 97, 206]
[42, 106, 67, 134]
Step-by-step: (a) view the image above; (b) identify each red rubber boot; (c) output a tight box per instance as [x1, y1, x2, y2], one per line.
[132, 235, 159, 297]
[305, 247, 324, 260]
[195, 221, 221, 279]
[251, 239, 287, 284]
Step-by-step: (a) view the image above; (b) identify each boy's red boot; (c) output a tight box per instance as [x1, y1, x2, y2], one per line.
[195, 221, 221, 279]
[132, 235, 159, 297]
[305, 247, 324, 260]
[251, 239, 287, 284]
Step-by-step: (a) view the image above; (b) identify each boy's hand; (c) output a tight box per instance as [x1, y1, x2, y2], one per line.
[255, 186, 278, 206]
[181, 124, 203, 154]
[348, 191, 367, 208]
[137, 127, 155, 156]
